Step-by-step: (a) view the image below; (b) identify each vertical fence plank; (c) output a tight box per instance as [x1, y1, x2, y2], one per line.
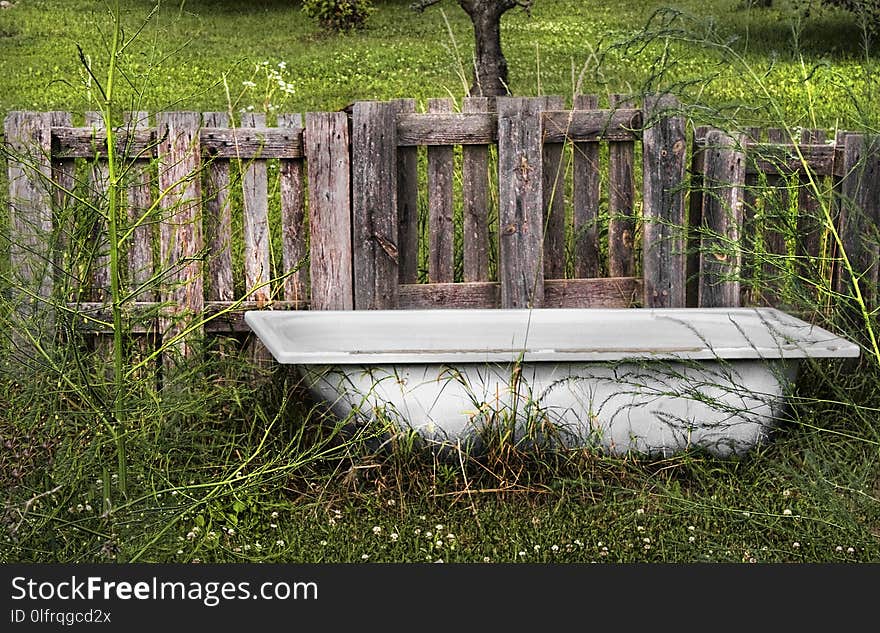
[542, 95, 566, 279]
[125, 111, 155, 302]
[5, 111, 54, 351]
[686, 125, 709, 307]
[49, 111, 76, 301]
[305, 112, 353, 310]
[352, 101, 398, 310]
[641, 94, 687, 308]
[278, 112, 308, 304]
[394, 99, 420, 285]
[85, 112, 110, 303]
[796, 128, 827, 293]
[698, 130, 746, 307]
[739, 126, 762, 306]
[427, 98, 454, 283]
[572, 94, 601, 279]
[837, 133, 880, 308]
[498, 96, 544, 308]
[608, 94, 637, 278]
[241, 112, 272, 304]
[156, 112, 204, 362]
[202, 112, 234, 302]
[759, 128, 791, 306]
[462, 96, 491, 282]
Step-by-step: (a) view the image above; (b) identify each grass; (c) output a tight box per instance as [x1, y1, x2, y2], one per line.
[1, 0, 879, 564]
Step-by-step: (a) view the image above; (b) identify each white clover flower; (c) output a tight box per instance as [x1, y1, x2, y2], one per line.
[278, 61, 287, 69]
[372, 526, 382, 535]
[551, 545, 559, 553]
[435, 524, 444, 531]
[276, 539, 285, 546]
[847, 547, 855, 553]
[835, 546, 843, 552]
[390, 533, 399, 542]
[361, 554, 369, 560]
[688, 536, 695, 543]
[687, 525, 695, 531]
[435, 540, 443, 548]
[783, 509, 792, 516]
[518, 551, 526, 557]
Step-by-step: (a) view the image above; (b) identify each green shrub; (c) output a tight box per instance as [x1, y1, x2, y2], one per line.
[301, 0, 375, 33]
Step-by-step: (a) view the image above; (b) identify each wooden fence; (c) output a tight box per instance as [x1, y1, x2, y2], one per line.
[3, 95, 879, 363]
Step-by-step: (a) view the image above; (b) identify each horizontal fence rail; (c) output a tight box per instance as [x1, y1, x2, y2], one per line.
[4, 97, 879, 366]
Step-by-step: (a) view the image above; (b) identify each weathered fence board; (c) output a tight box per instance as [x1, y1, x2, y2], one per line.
[542, 95, 566, 280]
[156, 112, 204, 362]
[278, 112, 308, 304]
[394, 99, 420, 285]
[49, 111, 76, 300]
[5, 111, 54, 348]
[571, 94, 601, 279]
[125, 111, 156, 303]
[305, 112, 352, 311]
[608, 95, 637, 279]
[462, 97, 491, 283]
[497, 97, 545, 308]
[698, 130, 746, 308]
[427, 98, 455, 284]
[202, 111, 234, 302]
[85, 112, 110, 303]
[352, 101, 398, 310]
[686, 125, 709, 308]
[542, 108, 642, 143]
[241, 113, 272, 304]
[641, 94, 687, 308]
[837, 133, 880, 306]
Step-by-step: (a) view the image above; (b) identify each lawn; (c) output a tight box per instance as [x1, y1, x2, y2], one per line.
[0, 0, 878, 565]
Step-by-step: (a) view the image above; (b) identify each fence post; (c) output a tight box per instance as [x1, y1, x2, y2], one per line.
[686, 125, 709, 307]
[156, 112, 204, 365]
[352, 101, 399, 310]
[4, 111, 54, 354]
[305, 112, 353, 311]
[837, 133, 880, 309]
[497, 96, 545, 309]
[641, 94, 687, 308]
[698, 129, 746, 308]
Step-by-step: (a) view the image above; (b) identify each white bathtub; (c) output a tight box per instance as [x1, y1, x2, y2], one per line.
[244, 308, 860, 457]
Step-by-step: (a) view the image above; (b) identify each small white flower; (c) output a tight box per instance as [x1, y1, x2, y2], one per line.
[551, 545, 559, 553]
[361, 554, 369, 560]
[518, 551, 526, 557]
[533, 544, 541, 551]
[636, 525, 645, 532]
[783, 489, 791, 497]
[742, 512, 750, 518]
[425, 531, 433, 538]
[636, 508, 644, 515]
[847, 547, 855, 553]
[687, 525, 695, 531]
[435, 524, 444, 531]
[782, 509, 792, 516]
[390, 532, 399, 541]
[688, 536, 695, 543]
[435, 540, 443, 547]
[85, 504, 92, 512]
[835, 545, 843, 552]
[242, 80, 256, 88]
[270, 523, 277, 529]
[320, 540, 327, 546]
[372, 526, 382, 535]
[278, 61, 287, 69]
[574, 539, 583, 547]
[276, 539, 285, 546]
[793, 542, 800, 548]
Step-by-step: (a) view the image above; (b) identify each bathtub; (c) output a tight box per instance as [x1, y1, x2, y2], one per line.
[244, 307, 860, 457]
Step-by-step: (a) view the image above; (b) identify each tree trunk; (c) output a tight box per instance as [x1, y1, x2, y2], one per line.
[461, 1, 510, 98]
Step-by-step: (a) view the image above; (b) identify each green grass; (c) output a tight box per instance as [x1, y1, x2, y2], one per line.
[1, 0, 879, 564]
